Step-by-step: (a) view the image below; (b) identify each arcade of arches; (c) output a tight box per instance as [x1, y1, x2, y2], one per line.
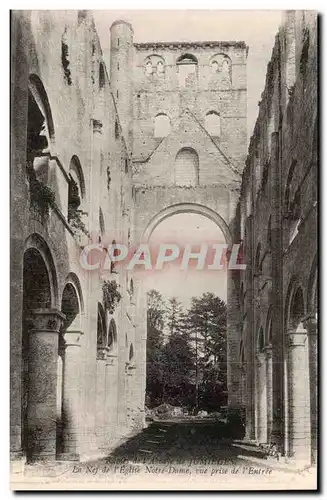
[11, 11, 317, 471]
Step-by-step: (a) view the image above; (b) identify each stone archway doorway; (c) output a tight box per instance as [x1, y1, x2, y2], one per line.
[141, 205, 240, 412]
[22, 243, 64, 462]
[285, 285, 311, 464]
[57, 280, 83, 461]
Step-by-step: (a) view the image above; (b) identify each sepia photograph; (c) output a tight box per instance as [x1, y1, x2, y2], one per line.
[10, 8, 318, 490]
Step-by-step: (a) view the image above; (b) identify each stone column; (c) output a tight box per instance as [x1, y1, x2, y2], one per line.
[126, 361, 137, 427]
[59, 329, 83, 461]
[90, 119, 103, 233]
[287, 329, 311, 465]
[303, 315, 317, 464]
[240, 363, 246, 408]
[270, 131, 285, 452]
[96, 346, 109, 448]
[104, 353, 118, 445]
[265, 344, 273, 443]
[227, 269, 241, 408]
[132, 288, 147, 429]
[26, 309, 65, 462]
[256, 353, 267, 444]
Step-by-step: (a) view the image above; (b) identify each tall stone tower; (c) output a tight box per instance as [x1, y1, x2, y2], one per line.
[109, 26, 248, 413]
[131, 41, 248, 171]
[110, 20, 134, 151]
[129, 40, 248, 411]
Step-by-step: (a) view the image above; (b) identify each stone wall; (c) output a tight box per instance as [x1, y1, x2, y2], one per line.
[236, 10, 317, 465]
[129, 36, 248, 410]
[131, 41, 247, 171]
[10, 10, 143, 464]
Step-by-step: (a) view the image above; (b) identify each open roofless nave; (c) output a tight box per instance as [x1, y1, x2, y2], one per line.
[10, 10, 317, 477]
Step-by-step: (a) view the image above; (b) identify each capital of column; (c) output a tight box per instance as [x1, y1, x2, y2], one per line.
[26, 308, 66, 333]
[287, 328, 307, 347]
[264, 343, 272, 359]
[240, 363, 246, 374]
[92, 119, 103, 134]
[62, 329, 83, 347]
[97, 345, 109, 360]
[234, 361, 243, 372]
[106, 353, 118, 366]
[256, 351, 265, 365]
[302, 313, 318, 335]
[125, 361, 136, 374]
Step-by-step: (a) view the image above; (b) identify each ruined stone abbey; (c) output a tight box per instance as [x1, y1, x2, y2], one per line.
[10, 10, 317, 469]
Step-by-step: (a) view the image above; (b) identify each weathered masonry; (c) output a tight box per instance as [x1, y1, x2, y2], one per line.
[109, 21, 248, 408]
[11, 9, 317, 472]
[11, 11, 145, 466]
[11, 10, 249, 470]
[235, 11, 317, 467]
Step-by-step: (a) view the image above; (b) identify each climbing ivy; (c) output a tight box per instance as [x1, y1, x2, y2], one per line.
[26, 161, 55, 215]
[102, 280, 122, 314]
[61, 28, 72, 86]
[68, 207, 89, 236]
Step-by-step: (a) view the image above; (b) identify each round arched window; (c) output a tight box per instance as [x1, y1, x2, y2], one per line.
[154, 114, 171, 138]
[107, 319, 117, 350]
[257, 328, 265, 353]
[211, 60, 219, 73]
[174, 148, 199, 187]
[157, 61, 164, 74]
[205, 111, 221, 137]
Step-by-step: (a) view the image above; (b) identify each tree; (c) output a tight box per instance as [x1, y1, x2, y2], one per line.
[186, 293, 227, 411]
[166, 297, 185, 337]
[147, 289, 165, 348]
[146, 290, 166, 407]
[161, 297, 195, 407]
[161, 330, 195, 407]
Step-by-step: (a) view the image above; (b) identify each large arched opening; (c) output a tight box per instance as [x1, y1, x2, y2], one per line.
[22, 234, 63, 462]
[141, 203, 234, 414]
[27, 75, 55, 206]
[255, 326, 267, 444]
[285, 282, 311, 463]
[22, 248, 52, 458]
[142, 203, 232, 245]
[57, 278, 83, 460]
[306, 256, 318, 464]
[265, 309, 273, 443]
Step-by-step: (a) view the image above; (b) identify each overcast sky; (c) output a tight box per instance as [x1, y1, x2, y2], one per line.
[93, 10, 283, 304]
[143, 213, 227, 307]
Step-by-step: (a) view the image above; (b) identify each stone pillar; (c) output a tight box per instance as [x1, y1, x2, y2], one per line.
[287, 329, 311, 465]
[126, 361, 137, 427]
[265, 344, 273, 443]
[90, 119, 103, 232]
[105, 353, 118, 445]
[270, 131, 285, 452]
[303, 315, 317, 464]
[26, 309, 65, 462]
[59, 329, 83, 461]
[240, 363, 246, 408]
[256, 353, 267, 444]
[132, 287, 147, 429]
[96, 346, 109, 447]
[227, 269, 241, 408]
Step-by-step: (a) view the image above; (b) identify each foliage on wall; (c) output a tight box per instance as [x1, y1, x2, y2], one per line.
[107, 165, 111, 191]
[67, 176, 89, 237]
[61, 28, 72, 86]
[26, 161, 55, 215]
[102, 279, 122, 314]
